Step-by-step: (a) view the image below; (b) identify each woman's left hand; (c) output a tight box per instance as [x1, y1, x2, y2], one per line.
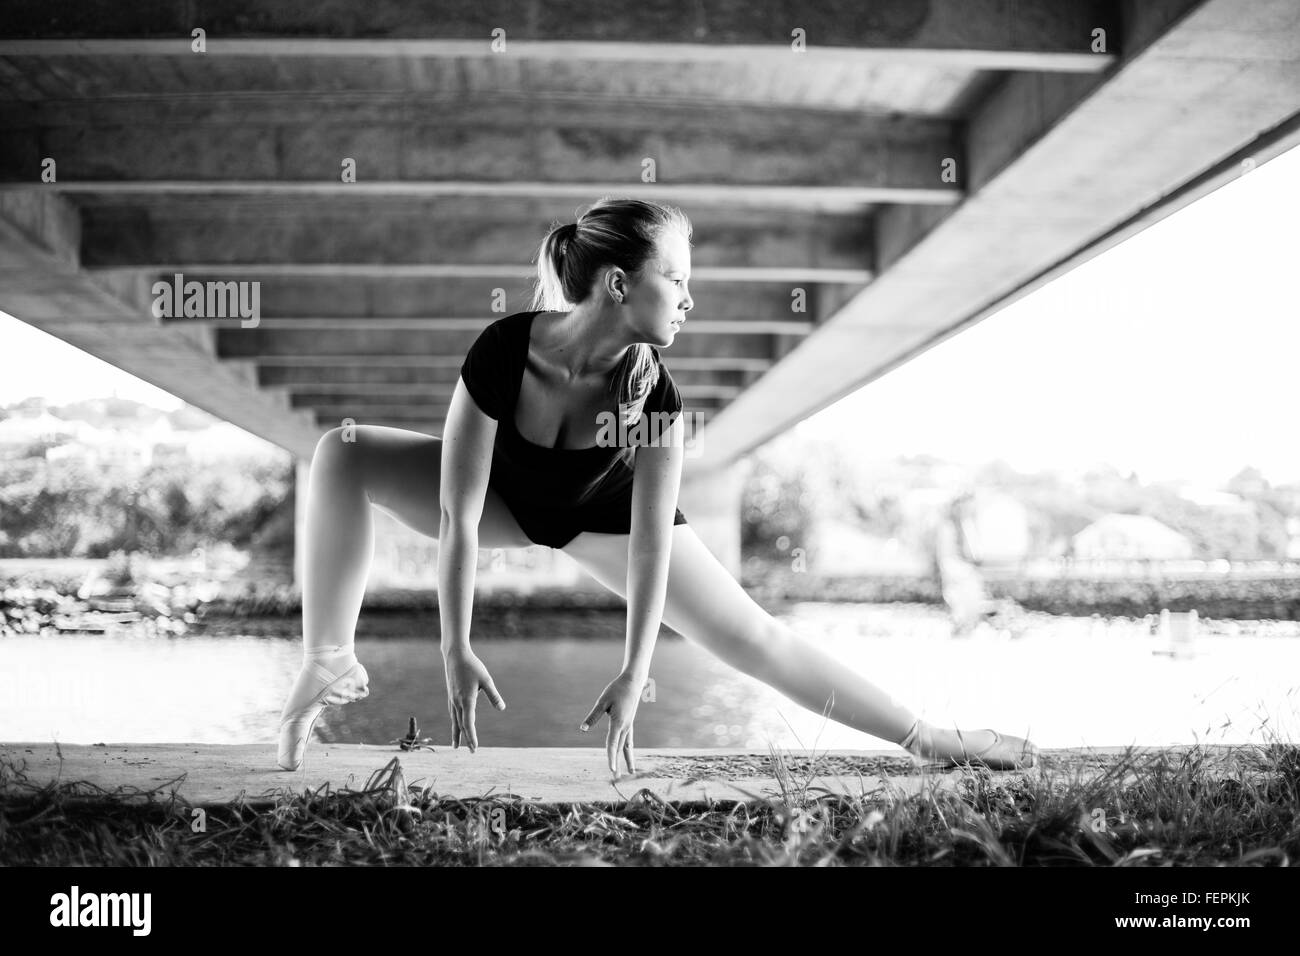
[579, 672, 645, 777]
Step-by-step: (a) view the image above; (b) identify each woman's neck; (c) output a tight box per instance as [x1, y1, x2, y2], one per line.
[541, 304, 633, 380]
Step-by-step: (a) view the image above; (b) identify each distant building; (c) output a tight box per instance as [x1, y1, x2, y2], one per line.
[1071, 514, 1194, 560]
[1177, 486, 1254, 515]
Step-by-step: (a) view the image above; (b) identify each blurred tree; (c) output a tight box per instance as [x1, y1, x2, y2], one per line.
[0, 454, 293, 558]
[741, 440, 818, 561]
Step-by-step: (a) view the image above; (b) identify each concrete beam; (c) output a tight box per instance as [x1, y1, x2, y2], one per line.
[253, 354, 776, 372]
[1, 95, 957, 205]
[0, 43, 980, 123]
[0, 0, 1119, 72]
[163, 316, 814, 335]
[298, 393, 727, 415]
[310, 412, 717, 431]
[313, 417, 445, 433]
[38, 275, 824, 321]
[309, 403, 455, 419]
[258, 365, 753, 390]
[27, 292, 824, 326]
[690, 0, 1300, 470]
[0, 189, 319, 458]
[216, 328, 778, 362]
[92, 262, 872, 284]
[36, 181, 953, 212]
[75, 197, 874, 279]
[284, 385, 741, 406]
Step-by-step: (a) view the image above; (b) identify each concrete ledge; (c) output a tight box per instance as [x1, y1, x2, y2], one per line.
[0, 742, 1249, 807]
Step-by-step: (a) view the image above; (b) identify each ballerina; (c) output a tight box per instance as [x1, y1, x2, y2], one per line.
[277, 197, 1039, 776]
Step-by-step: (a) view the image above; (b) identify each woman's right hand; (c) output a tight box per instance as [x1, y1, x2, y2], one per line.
[443, 645, 507, 752]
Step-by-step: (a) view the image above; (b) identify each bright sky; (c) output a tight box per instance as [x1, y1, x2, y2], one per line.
[2, 144, 1297, 484]
[0, 320, 185, 409]
[798, 143, 1300, 488]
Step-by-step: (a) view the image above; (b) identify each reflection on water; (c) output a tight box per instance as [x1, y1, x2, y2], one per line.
[2, 604, 1298, 750]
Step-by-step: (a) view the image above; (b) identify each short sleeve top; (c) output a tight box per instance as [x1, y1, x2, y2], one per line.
[459, 319, 509, 421]
[458, 310, 685, 510]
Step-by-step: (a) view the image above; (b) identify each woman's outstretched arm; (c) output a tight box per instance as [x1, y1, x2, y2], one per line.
[439, 379, 508, 749]
[580, 412, 687, 775]
[623, 414, 687, 678]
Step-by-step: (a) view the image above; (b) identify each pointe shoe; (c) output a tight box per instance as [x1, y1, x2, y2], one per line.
[903, 723, 1039, 772]
[946, 728, 1038, 771]
[277, 659, 370, 771]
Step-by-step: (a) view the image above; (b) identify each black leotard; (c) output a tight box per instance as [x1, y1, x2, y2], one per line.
[458, 309, 689, 548]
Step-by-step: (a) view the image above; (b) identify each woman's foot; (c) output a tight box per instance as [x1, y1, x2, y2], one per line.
[900, 720, 1038, 771]
[277, 645, 370, 771]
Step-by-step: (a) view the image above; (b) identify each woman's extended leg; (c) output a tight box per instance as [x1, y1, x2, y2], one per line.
[279, 424, 531, 769]
[561, 525, 1037, 767]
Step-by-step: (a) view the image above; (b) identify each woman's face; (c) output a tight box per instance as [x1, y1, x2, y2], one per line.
[621, 229, 693, 348]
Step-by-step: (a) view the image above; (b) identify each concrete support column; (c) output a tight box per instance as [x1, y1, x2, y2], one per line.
[292, 457, 311, 590]
[677, 458, 753, 578]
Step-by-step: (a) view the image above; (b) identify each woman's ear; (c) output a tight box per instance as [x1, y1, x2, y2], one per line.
[605, 267, 628, 304]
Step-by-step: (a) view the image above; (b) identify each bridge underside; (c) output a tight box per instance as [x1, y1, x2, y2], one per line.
[1, 0, 1297, 574]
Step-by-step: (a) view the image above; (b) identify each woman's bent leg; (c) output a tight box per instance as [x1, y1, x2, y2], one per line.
[301, 423, 530, 652]
[301, 426, 376, 654]
[280, 424, 530, 769]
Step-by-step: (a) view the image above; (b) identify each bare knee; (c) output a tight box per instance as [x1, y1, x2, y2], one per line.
[312, 425, 369, 488]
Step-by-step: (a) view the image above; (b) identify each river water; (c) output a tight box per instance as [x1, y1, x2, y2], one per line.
[3, 603, 1297, 751]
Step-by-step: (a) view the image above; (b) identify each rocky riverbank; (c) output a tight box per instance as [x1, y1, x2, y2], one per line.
[1, 582, 206, 638]
[744, 569, 1300, 621]
[5, 556, 1298, 639]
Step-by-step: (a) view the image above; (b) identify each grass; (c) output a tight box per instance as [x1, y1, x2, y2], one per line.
[2, 732, 1297, 866]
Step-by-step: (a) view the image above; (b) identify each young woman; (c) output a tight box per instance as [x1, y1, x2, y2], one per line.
[276, 197, 1039, 775]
